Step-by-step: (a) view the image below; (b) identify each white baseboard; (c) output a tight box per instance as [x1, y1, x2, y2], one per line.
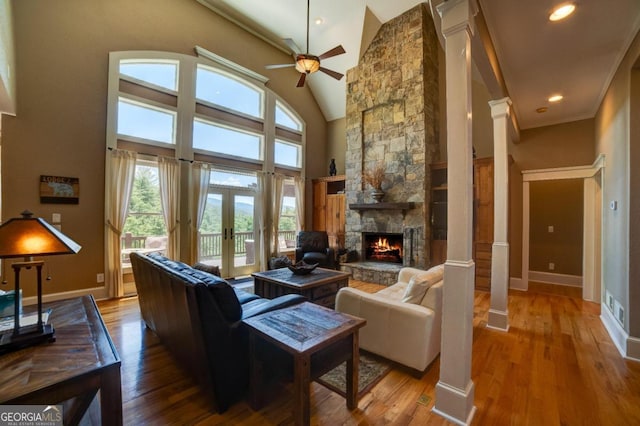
[509, 277, 526, 291]
[22, 286, 108, 306]
[600, 306, 640, 362]
[528, 271, 582, 287]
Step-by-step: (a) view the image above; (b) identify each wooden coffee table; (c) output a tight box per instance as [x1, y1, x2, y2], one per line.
[252, 267, 350, 308]
[244, 302, 366, 425]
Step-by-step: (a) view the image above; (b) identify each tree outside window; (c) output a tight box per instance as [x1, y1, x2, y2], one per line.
[122, 163, 167, 258]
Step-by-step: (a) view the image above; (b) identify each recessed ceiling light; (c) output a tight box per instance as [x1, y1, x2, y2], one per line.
[548, 94, 564, 102]
[315, 17, 324, 25]
[549, 3, 576, 21]
[536, 107, 548, 113]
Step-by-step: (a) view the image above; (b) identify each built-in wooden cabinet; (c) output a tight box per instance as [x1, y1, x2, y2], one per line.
[312, 175, 345, 249]
[429, 158, 495, 291]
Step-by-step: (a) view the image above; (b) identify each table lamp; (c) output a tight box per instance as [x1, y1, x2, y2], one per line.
[0, 210, 81, 353]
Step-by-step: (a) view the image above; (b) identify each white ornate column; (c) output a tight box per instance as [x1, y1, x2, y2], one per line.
[488, 97, 511, 331]
[434, 0, 477, 424]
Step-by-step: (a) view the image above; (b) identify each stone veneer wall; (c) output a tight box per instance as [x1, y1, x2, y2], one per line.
[344, 4, 439, 269]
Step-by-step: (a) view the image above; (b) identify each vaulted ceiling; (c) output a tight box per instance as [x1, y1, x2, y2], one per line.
[198, 0, 640, 130]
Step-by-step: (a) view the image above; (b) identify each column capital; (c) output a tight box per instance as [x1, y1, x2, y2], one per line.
[437, 0, 478, 38]
[488, 97, 512, 119]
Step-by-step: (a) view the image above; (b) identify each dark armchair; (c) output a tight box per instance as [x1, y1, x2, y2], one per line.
[295, 231, 335, 269]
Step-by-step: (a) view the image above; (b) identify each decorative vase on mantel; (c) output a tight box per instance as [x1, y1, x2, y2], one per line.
[371, 189, 385, 203]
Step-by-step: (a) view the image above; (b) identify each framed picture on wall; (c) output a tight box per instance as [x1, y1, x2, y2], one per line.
[39, 175, 79, 204]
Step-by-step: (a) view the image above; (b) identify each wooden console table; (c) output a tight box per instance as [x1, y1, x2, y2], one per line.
[244, 302, 366, 425]
[252, 267, 350, 308]
[0, 295, 122, 425]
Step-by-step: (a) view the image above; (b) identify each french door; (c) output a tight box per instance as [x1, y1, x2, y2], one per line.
[199, 187, 257, 278]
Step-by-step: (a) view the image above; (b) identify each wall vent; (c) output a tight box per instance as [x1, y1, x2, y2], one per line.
[606, 290, 614, 311]
[614, 299, 625, 327]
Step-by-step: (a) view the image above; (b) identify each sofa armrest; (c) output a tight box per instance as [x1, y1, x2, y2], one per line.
[335, 287, 438, 371]
[397, 267, 430, 285]
[241, 294, 306, 319]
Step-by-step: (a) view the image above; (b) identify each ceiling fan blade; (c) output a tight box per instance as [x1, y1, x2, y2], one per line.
[283, 38, 302, 55]
[265, 63, 295, 69]
[318, 45, 346, 60]
[296, 73, 306, 88]
[319, 67, 344, 81]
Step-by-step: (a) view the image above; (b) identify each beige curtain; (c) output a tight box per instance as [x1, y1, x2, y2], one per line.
[294, 176, 305, 231]
[190, 162, 211, 264]
[105, 149, 137, 298]
[257, 171, 270, 269]
[158, 157, 180, 260]
[272, 173, 284, 255]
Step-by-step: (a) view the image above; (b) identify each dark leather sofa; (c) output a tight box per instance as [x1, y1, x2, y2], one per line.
[129, 252, 305, 413]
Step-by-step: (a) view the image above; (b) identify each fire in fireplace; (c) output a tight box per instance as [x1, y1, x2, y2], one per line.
[363, 232, 403, 263]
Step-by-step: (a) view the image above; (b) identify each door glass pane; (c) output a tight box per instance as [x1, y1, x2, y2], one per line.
[234, 195, 255, 267]
[198, 193, 223, 269]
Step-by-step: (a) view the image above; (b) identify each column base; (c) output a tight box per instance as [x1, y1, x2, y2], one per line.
[487, 308, 509, 331]
[433, 380, 476, 426]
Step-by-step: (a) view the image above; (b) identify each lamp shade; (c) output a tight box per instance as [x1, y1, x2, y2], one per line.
[295, 54, 320, 74]
[0, 211, 81, 258]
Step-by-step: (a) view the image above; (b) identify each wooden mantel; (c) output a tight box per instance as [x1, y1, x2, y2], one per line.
[349, 202, 415, 213]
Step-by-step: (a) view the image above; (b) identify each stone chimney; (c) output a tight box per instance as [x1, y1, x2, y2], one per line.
[344, 4, 440, 270]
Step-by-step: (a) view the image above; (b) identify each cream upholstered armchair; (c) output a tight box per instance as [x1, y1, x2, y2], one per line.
[335, 264, 444, 371]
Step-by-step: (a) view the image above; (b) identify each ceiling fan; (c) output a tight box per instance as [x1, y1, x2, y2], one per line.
[265, 0, 346, 88]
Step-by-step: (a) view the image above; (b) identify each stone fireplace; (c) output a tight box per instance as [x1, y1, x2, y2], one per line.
[340, 4, 440, 285]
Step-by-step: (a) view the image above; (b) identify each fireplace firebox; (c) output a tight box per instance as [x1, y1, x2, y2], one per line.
[363, 232, 403, 263]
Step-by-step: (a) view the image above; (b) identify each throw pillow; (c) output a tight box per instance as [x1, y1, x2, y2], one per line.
[401, 264, 445, 304]
[193, 262, 221, 277]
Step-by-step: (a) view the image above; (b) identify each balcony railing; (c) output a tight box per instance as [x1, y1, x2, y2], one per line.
[121, 230, 297, 263]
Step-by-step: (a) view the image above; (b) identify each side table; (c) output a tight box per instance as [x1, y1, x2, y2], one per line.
[0, 295, 122, 425]
[243, 301, 365, 425]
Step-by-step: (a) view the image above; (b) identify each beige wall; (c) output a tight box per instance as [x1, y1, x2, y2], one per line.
[472, 74, 495, 159]
[529, 179, 583, 276]
[326, 118, 346, 177]
[512, 119, 595, 171]
[2, 0, 327, 297]
[595, 28, 640, 335]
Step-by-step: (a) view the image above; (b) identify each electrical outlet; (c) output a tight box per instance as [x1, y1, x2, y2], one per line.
[548, 225, 554, 233]
[548, 262, 555, 271]
[97, 273, 105, 283]
[607, 293, 614, 311]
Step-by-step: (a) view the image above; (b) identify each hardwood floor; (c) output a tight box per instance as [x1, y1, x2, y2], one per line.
[97, 281, 640, 425]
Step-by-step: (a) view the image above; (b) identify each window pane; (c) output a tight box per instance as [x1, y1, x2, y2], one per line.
[210, 170, 257, 189]
[196, 66, 262, 118]
[275, 140, 301, 168]
[120, 60, 178, 91]
[275, 102, 302, 131]
[122, 163, 167, 265]
[118, 98, 175, 144]
[193, 119, 261, 160]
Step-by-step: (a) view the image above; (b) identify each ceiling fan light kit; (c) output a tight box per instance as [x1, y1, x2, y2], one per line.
[295, 54, 320, 74]
[265, 0, 345, 87]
